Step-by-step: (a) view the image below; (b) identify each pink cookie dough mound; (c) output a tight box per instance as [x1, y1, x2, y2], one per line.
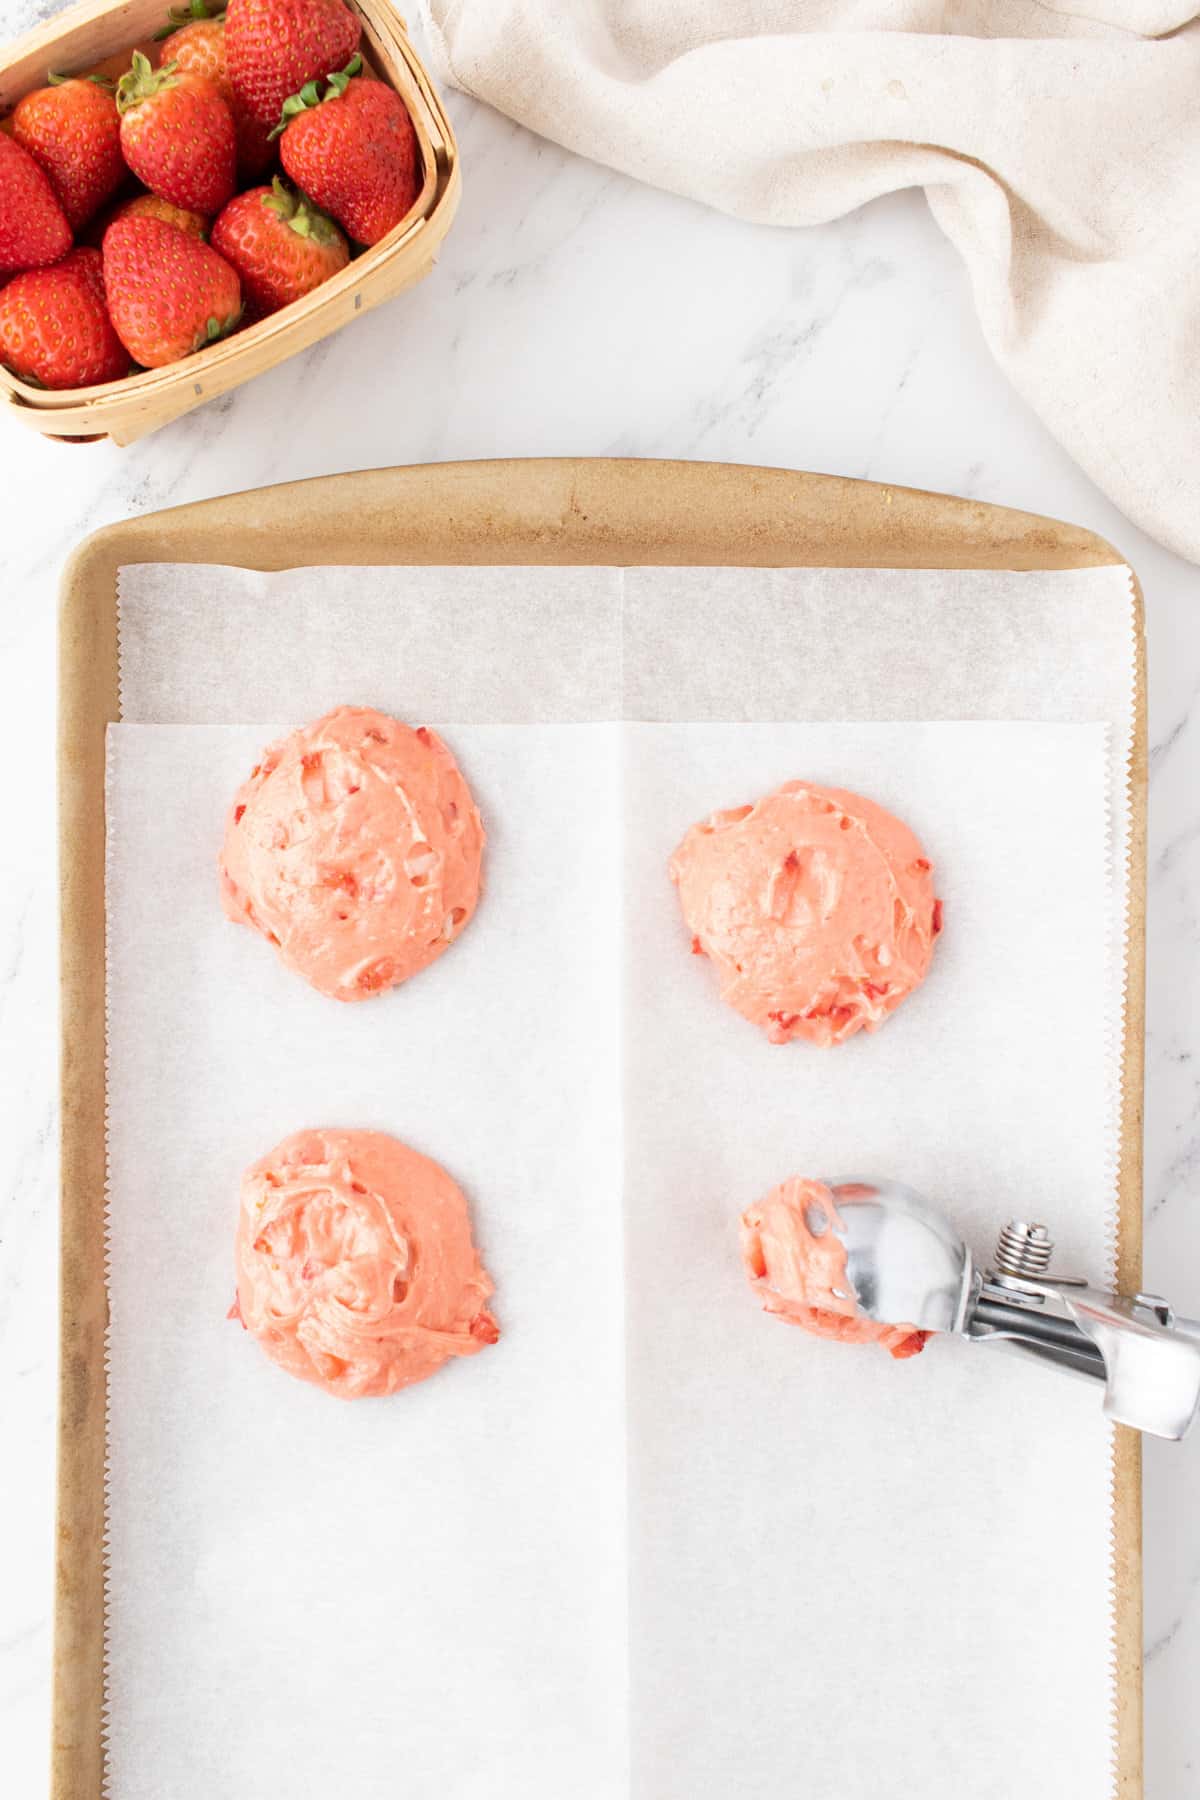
[233, 1128, 500, 1399]
[740, 1177, 927, 1360]
[669, 781, 941, 1046]
[219, 706, 484, 1001]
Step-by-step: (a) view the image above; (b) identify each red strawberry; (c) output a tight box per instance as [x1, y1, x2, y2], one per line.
[12, 74, 125, 230]
[116, 50, 237, 216]
[103, 214, 242, 367]
[110, 193, 209, 239]
[210, 177, 348, 317]
[277, 63, 421, 246]
[0, 134, 73, 274]
[160, 4, 276, 178]
[225, 0, 360, 136]
[0, 248, 130, 388]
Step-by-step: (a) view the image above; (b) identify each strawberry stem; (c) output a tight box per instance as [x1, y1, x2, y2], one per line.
[193, 305, 243, 353]
[270, 53, 363, 139]
[261, 176, 343, 245]
[116, 50, 179, 114]
[47, 68, 116, 89]
[155, 0, 225, 41]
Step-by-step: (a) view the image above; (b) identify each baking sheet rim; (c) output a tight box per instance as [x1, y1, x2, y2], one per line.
[54, 457, 1146, 1800]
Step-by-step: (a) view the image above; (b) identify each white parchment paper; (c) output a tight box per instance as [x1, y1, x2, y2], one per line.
[105, 560, 1138, 1800]
[105, 723, 629, 1800]
[622, 722, 1114, 1800]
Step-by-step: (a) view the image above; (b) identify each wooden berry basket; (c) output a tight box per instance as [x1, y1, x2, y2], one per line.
[0, 0, 458, 446]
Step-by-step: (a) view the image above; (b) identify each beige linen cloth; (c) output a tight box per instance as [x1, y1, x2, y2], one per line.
[419, 1, 1200, 563]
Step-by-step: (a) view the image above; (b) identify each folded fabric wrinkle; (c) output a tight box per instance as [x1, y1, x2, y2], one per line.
[420, 0, 1200, 563]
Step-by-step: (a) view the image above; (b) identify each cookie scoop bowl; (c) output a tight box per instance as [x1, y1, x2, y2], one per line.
[780, 1177, 1200, 1440]
[0, 0, 459, 445]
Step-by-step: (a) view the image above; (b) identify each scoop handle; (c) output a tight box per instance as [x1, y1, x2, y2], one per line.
[1063, 1290, 1200, 1441]
[970, 1297, 1108, 1380]
[970, 1291, 1200, 1438]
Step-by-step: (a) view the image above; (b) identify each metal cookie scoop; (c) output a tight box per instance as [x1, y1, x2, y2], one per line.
[824, 1178, 1200, 1441]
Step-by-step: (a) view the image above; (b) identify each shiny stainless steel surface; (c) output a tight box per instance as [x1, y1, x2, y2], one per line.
[824, 1180, 1200, 1440]
[821, 1177, 977, 1336]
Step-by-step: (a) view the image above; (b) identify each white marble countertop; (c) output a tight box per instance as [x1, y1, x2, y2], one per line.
[2, 9, 1198, 1795]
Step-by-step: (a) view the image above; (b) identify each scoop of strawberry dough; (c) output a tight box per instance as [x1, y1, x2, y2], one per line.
[670, 780, 941, 1046]
[219, 706, 484, 1001]
[233, 1128, 500, 1398]
[740, 1177, 928, 1360]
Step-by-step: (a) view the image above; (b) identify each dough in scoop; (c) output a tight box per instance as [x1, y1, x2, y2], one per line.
[670, 781, 940, 1045]
[219, 706, 484, 1001]
[233, 1128, 500, 1399]
[740, 1177, 927, 1360]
